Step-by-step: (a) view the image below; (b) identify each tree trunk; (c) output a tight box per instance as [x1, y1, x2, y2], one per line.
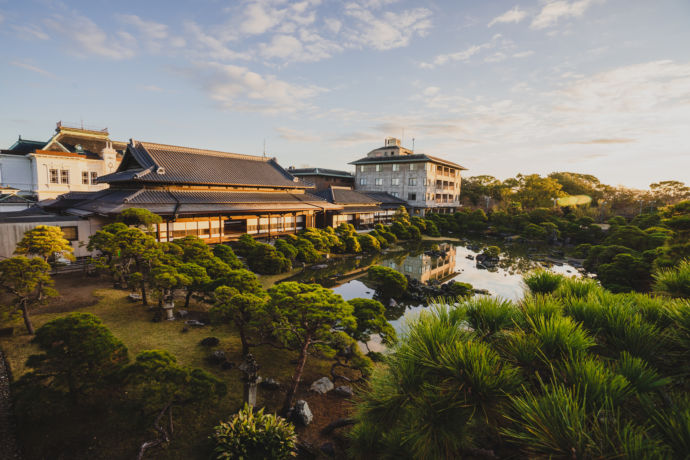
[239, 327, 250, 358]
[141, 279, 148, 306]
[282, 336, 311, 414]
[184, 290, 192, 308]
[20, 300, 34, 335]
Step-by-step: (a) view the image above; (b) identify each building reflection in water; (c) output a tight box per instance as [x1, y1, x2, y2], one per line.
[380, 243, 457, 283]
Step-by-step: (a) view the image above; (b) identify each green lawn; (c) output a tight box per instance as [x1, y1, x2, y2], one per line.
[1, 288, 336, 459]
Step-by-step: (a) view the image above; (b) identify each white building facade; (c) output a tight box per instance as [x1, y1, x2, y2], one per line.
[0, 123, 124, 200]
[350, 138, 467, 215]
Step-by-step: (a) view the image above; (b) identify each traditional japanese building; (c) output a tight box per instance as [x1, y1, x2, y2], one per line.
[287, 167, 355, 191]
[42, 140, 342, 243]
[313, 186, 385, 228]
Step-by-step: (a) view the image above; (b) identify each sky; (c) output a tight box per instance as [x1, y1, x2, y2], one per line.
[1, 0, 689, 189]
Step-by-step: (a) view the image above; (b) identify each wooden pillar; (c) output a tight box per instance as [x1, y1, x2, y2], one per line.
[218, 215, 222, 243]
[267, 213, 271, 239]
[166, 219, 171, 242]
[294, 212, 297, 234]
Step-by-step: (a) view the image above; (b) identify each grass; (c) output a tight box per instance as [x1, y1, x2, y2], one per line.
[0, 287, 337, 459]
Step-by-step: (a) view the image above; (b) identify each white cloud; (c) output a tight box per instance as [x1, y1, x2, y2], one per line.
[531, 0, 601, 30]
[240, 2, 285, 35]
[420, 34, 503, 68]
[484, 52, 507, 63]
[185, 22, 249, 61]
[488, 6, 527, 27]
[117, 14, 185, 52]
[195, 62, 327, 113]
[44, 13, 137, 59]
[344, 4, 432, 50]
[10, 61, 55, 78]
[513, 50, 535, 58]
[11, 24, 50, 40]
[276, 127, 319, 142]
[259, 31, 341, 63]
[324, 18, 342, 34]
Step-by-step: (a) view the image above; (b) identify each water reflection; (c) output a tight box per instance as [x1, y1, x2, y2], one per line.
[281, 238, 584, 330]
[378, 243, 457, 283]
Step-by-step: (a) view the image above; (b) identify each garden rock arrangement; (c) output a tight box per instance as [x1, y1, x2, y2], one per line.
[293, 400, 313, 426]
[405, 278, 475, 302]
[310, 377, 334, 394]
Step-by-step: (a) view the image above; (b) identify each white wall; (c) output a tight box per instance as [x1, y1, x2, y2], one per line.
[0, 155, 33, 193]
[0, 218, 101, 260]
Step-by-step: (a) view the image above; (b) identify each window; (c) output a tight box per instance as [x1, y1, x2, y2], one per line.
[375, 178, 383, 185]
[360, 178, 367, 185]
[82, 171, 89, 185]
[375, 164, 382, 172]
[60, 169, 69, 184]
[408, 178, 417, 186]
[49, 169, 59, 184]
[391, 192, 399, 198]
[409, 164, 415, 171]
[60, 226, 78, 241]
[91, 172, 98, 184]
[392, 164, 400, 171]
[408, 193, 417, 201]
[359, 165, 366, 172]
[391, 178, 400, 186]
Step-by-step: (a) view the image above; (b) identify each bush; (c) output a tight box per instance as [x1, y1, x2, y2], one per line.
[390, 221, 410, 240]
[367, 265, 408, 298]
[293, 238, 321, 264]
[274, 239, 298, 261]
[235, 234, 257, 257]
[357, 234, 381, 253]
[424, 219, 441, 236]
[523, 270, 563, 295]
[212, 244, 244, 269]
[247, 243, 292, 274]
[653, 259, 690, 298]
[336, 223, 361, 253]
[482, 246, 501, 259]
[445, 281, 474, 298]
[212, 403, 297, 460]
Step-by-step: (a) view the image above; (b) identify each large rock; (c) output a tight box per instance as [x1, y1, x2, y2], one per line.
[294, 400, 313, 426]
[310, 377, 334, 394]
[259, 377, 281, 390]
[334, 385, 353, 397]
[209, 350, 226, 365]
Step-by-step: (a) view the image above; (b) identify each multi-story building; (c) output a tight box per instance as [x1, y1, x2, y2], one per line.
[0, 122, 125, 200]
[287, 167, 355, 191]
[350, 137, 467, 215]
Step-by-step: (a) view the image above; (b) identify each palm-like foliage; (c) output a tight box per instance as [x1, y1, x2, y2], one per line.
[455, 296, 517, 339]
[523, 270, 563, 295]
[653, 259, 690, 298]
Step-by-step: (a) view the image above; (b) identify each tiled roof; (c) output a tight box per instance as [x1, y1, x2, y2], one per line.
[2, 139, 46, 155]
[43, 188, 341, 216]
[315, 186, 381, 206]
[349, 153, 467, 170]
[0, 194, 35, 204]
[361, 191, 408, 205]
[289, 168, 354, 178]
[100, 141, 304, 189]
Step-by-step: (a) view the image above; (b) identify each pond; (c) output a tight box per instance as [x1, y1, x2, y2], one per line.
[279, 237, 585, 334]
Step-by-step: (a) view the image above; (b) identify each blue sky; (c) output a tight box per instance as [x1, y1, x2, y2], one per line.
[1, 0, 689, 188]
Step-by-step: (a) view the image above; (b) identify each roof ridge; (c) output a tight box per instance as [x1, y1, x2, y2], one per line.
[138, 141, 270, 162]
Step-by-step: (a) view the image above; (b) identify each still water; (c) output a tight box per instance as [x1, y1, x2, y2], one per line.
[282, 238, 584, 331]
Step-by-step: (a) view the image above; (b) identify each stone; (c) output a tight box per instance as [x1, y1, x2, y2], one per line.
[209, 350, 226, 365]
[320, 442, 336, 457]
[389, 298, 398, 308]
[259, 378, 281, 390]
[200, 337, 220, 347]
[185, 319, 205, 327]
[177, 309, 188, 318]
[334, 385, 353, 397]
[221, 361, 235, 370]
[294, 400, 313, 426]
[310, 376, 334, 394]
[127, 293, 142, 302]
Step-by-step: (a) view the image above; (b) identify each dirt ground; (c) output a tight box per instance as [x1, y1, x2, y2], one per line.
[33, 273, 113, 314]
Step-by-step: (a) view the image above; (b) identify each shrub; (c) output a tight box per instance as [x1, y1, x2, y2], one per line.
[367, 265, 408, 298]
[653, 259, 690, 298]
[357, 234, 381, 253]
[445, 281, 474, 298]
[554, 277, 601, 299]
[523, 270, 563, 295]
[407, 224, 422, 240]
[390, 221, 411, 240]
[424, 219, 440, 236]
[482, 246, 501, 259]
[235, 234, 257, 257]
[212, 244, 244, 269]
[522, 223, 548, 240]
[247, 243, 292, 274]
[293, 238, 321, 263]
[274, 239, 298, 261]
[457, 297, 517, 338]
[212, 403, 297, 460]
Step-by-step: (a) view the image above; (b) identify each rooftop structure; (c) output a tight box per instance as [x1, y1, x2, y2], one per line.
[350, 138, 467, 215]
[287, 167, 355, 191]
[0, 122, 125, 200]
[44, 140, 342, 243]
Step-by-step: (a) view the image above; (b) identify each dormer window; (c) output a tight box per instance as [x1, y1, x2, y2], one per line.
[75, 144, 83, 153]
